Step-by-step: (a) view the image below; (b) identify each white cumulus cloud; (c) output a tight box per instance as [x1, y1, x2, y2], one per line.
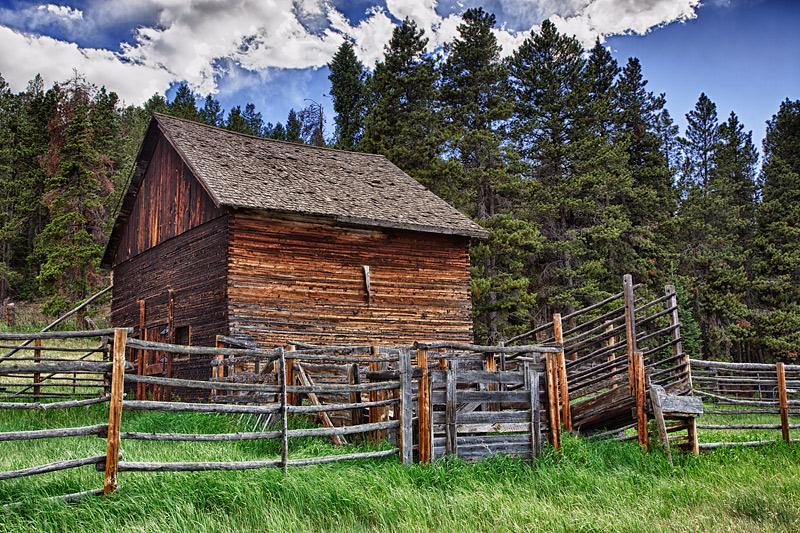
[0, 0, 705, 104]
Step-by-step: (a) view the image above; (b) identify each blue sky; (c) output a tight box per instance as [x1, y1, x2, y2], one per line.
[0, 0, 797, 153]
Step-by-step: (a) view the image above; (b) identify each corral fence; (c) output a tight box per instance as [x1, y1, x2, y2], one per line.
[691, 359, 800, 449]
[507, 274, 698, 453]
[0, 329, 558, 504]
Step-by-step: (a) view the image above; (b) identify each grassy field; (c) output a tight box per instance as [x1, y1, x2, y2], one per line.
[0, 403, 798, 533]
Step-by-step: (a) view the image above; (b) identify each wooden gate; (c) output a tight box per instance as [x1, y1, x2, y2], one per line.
[429, 360, 548, 461]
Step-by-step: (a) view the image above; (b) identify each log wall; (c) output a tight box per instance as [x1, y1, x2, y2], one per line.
[227, 211, 474, 346]
[111, 216, 229, 396]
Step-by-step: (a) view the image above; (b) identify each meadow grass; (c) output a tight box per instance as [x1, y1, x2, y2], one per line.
[0, 404, 798, 532]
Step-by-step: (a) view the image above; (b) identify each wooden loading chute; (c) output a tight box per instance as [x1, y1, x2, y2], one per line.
[506, 274, 701, 454]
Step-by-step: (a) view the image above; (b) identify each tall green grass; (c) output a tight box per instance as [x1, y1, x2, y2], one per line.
[0, 406, 799, 532]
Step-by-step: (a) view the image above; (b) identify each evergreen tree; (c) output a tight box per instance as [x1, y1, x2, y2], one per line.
[167, 83, 198, 121]
[328, 40, 366, 150]
[285, 109, 302, 142]
[35, 76, 110, 314]
[198, 95, 224, 127]
[226, 106, 256, 135]
[243, 103, 264, 136]
[680, 93, 720, 191]
[360, 18, 445, 194]
[752, 99, 800, 360]
[441, 8, 538, 342]
[271, 122, 286, 141]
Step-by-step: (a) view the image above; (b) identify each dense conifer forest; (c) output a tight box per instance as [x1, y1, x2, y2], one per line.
[0, 12, 797, 363]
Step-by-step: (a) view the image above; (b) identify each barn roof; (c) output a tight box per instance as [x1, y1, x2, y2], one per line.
[107, 113, 487, 252]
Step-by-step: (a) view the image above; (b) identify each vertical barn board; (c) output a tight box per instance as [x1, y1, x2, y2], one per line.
[399, 348, 413, 465]
[137, 300, 145, 400]
[104, 328, 127, 494]
[417, 347, 431, 463]
[777, 362, 790, 445]
[530, 368, 541, 461]
[445, 360, 458, 457]
[623, 274, 637, 396]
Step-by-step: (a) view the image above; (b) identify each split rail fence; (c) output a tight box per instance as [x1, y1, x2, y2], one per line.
[0, 329, 558, 504]
[691, 359, 800, 449]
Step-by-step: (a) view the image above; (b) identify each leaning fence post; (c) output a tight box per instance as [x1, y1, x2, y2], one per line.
[529, 368, 541, 462]
[104, 328, 127, 495]
[777, 362, 790, 445]
[279, 347, 288, 473]
[623, 274, 637, 396]
[399, 348, 413, 465]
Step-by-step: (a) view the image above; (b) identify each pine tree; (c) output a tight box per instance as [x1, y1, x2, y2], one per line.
[752, 99, 800, 360]
[35, 76, 110, 314]
[328, 40, 366, 150]
[198, 95, 224, 127]
[243, 103, 264, 136]
[167, 84, 198, 121]
[441, 8, 538, 342]
[271, 122, 286, 141]
[286, 109, 302, 143]
[226, 106, 256, 135]
[360, 18, 445, 194]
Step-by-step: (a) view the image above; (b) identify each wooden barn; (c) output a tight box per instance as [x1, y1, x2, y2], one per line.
[101, 113, 487, 387]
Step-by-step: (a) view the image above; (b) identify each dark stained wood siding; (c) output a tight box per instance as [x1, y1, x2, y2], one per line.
[113, 136, 224, 266]
[111, 216, 229, 399]
[227, 211, 474, 346]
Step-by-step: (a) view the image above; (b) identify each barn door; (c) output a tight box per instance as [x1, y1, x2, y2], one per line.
[143, 324, 171, 400]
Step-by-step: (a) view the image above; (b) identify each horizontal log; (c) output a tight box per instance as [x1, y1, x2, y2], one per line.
[698, 439, 800, 450]
[2, 488, 105, 508]
[0, 328, 127, 341]
[118, 459, 281, 472]
[0, 455, 107, 481]
[128, 338, 281, 359]
[690, 359, 800, 372]
[432, 410, 531, 425]
[289, 397, 398, 414]
[126, 373, 399, 394]
[123, 400, 281, 415]
[0, 361, 127, 375]
[697, 424, 800, 430]
[286, 448, 398, 466]
[0, 396, 110, 410]
[414, 341, 561, 354]
[0, 424, 107, 441]
[694, 390, 787, 406]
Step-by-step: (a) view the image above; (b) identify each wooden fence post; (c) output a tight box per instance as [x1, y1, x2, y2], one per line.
[399, 348, 413, 465]
[279, 347, 288, 474]
[348, 363, 361, 427]
[445, 360, 458, 458]
[777, 362, 790, 445]
[6, 303, 14, 328]
[606, 322, 617, 389]
[665, 285, 688, 382]
[104, 328, 127, 495]
[212, 336, 224, 396]
[553, 314, 571, 433]
[545, 353, 561, 451]
[417, 346, 431, 463]
[33, 339, 41, 400]
[623, 274, 637, 396]
[634, 351, 648, 450]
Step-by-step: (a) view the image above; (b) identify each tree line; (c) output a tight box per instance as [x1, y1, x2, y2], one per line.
[0, 10, 798, 363]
